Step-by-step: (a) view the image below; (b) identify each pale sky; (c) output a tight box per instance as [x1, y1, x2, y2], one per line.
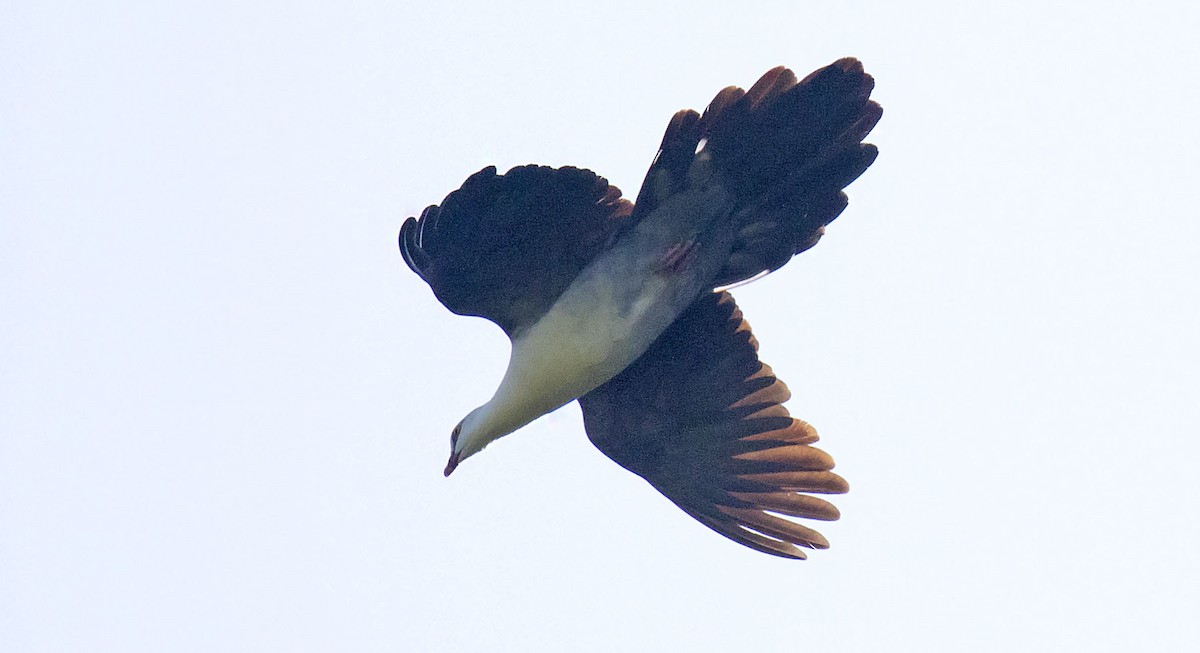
[3, 1, 1198, 651]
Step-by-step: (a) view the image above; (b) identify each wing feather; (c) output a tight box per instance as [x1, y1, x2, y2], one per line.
[400, 165, 632, 336]
[402, 59, 881, 334]
[579, 291, 848, 559]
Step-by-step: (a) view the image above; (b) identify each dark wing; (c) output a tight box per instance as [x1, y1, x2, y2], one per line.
[401, 60, 880, 335]
[579, 291, 848, 559]
[630, 58, 882, 288]
[400, 165, 632, 337]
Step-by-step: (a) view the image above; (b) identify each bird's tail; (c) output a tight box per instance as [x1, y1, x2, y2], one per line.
[634, 58, 882, 287]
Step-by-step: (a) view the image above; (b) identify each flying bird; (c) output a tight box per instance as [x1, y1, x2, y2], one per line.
[400, 58, 881, 559]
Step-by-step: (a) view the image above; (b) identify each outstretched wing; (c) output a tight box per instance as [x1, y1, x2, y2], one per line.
[579, 291, 848, 559]
[400, 165, 633, 337]
[631, 58, 882, 288]
[401, 60, 880, 336]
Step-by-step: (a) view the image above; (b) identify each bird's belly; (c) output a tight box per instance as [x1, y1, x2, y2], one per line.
[504, 276, 673, 411]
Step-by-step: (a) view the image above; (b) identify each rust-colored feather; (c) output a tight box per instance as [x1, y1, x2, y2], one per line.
[581, 292, 849, 559]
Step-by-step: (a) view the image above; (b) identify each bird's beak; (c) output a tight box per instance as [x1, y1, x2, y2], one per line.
[444, 450, 461, 477]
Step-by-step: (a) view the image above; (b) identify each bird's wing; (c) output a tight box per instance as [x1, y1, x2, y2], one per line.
[579, 291, 847, 559]
[400, 165, 633, 337]
[632, 58, 882, 288]
[401, 60, 880, 336]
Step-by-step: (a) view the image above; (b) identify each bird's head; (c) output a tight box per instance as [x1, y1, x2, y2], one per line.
[443, 406, 497, 476]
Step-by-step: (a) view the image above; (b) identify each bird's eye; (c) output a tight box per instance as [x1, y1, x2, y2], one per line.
[451, 423, 461, 447]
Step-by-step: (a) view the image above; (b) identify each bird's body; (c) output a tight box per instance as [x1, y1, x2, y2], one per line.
[468, 154, 738, 450]
[401, 59, 881, 558]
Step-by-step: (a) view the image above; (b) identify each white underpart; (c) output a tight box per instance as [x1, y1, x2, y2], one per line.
[455, 152, 736, 459]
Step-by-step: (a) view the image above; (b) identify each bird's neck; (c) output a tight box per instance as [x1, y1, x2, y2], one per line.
[468, 324, 609, 446]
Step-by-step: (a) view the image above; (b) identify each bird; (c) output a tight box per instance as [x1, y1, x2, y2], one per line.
[400, 58, 881, 559]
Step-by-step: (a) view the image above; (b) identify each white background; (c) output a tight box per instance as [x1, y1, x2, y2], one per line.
[3, 1, 1198, 651]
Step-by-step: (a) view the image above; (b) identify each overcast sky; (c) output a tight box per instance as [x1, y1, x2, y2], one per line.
[3, 1, 1198, 651]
